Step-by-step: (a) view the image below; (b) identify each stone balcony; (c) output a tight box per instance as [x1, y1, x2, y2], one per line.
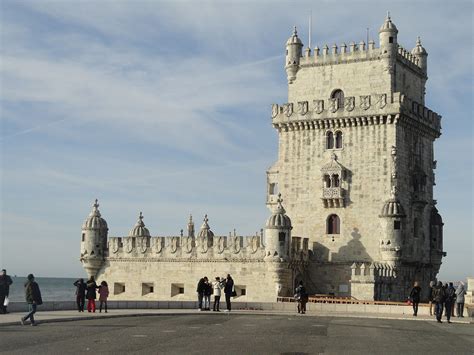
[322, 187, 345, 208]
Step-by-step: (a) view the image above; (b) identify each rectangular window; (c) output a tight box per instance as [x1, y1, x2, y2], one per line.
[394, 221, 401, 230]
[279, 232, 285, 242]
[82, 233, 85, 242]
[141, 283, 154, 296]
[114, 282, 126, 295]
[389, 37, 393, 43]
[171, 283, 185, 297]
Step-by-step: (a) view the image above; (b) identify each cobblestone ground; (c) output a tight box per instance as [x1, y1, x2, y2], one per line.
[0, 314, 473, 354]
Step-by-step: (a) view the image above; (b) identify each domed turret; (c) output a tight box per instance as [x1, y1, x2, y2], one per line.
[411, 36, 428, 73]
[285, 26, 303, 84]
[264, 194, 292, 261]
[80, 199, 108, 278]
[198, 214, 214, 238]
[129, 212, 150, 237]
[187, 214, 195, 237]
[379, 194, 406, 263]
[379, 13, 398, 56]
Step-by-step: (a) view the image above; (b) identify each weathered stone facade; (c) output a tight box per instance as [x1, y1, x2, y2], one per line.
[80, 15, 444, 302]
[268, 15, 444, 301]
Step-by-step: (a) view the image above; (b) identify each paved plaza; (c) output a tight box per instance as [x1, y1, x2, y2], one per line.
[0, 313, 473, 354]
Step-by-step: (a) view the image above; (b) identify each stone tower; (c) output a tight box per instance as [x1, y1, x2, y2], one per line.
[80, 199, 108, 278]
[268, 15, 444, 301]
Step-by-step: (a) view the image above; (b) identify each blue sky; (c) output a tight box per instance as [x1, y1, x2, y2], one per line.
[0, 0, 472, 281]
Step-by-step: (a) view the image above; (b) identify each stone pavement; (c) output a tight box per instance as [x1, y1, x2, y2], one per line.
[0, 313, 473, 354]
[0, 308, 471, 327]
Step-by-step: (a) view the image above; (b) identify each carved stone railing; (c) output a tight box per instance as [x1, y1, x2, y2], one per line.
[322, 187, 345, 208]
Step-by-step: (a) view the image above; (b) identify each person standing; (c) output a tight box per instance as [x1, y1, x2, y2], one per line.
[86, 276, 98, 313]
[212, 277, 223, 312]
[294, 281, 308, 314]
[196, 277, 206, 311]
[20, 274, 42, 326]
[98, 281, 109, 313]
[409, 282, 422, 316]
[203, 278, 212, 311]
[73, 278, 87, 312]
[223, 274, 234, 312]
[0, 269, 13, 314]
[428, 281, 435, 316]
[455, 282, 466, 317]
[444, 282, 456, 324]
[432, 281, 445, 323]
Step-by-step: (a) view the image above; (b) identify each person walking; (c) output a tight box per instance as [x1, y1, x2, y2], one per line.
[294, 281, 308, 314]
[203, 278, 212, 311]
[212, 277, 223, 312]
[0, 269, 13, 314]
[432, 281, 445, 323]
[196, 277, 206, 311]
[444, 282, 456, 323]
[73, 278, 87, 312]
[223, 274, 234, 312]
[455, 281, 466, 317]
[20, 274, 42, 326]
[409, 281, 422, 316]
[428, 281, 435, 316]
[98, 281, 109, 313]
[86, 276, 98, 313]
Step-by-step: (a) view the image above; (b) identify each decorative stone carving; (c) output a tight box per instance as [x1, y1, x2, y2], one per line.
[313, 99, 324, 114]
[360, 95, 371, 110]
[376, 94, 387, 109]
[111, 238, 119, 254]
[199, 237, 208, 253]
[329, 98, 338, 113]
[138, 237, 148, 253]
[283, 103, 293, 117]
[250, 235, 260, 253]
[344, 97, 355, 111]
[232, 236, 241, 254]
[184, 237, 193, 253]
[152, 238, 162, 254]
[271, 104, 279, 118]
[170, 237, 179, 253]
[216, 236, 225, 254]
[297, 101, 308, 115]
[124, 237, 133, 254]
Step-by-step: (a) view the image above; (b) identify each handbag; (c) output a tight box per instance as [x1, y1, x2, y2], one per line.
[232, 290, 237, 297]
[3, 296, 9, 307]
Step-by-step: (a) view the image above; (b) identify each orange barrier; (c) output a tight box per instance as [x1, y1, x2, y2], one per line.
[277, 295, 429, 307]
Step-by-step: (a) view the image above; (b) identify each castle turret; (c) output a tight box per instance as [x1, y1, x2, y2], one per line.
[285, 26, 303, 84]
[197, 214, 214, 250]
[411, 36, 428, 73]
[129, 212, 150, 237]
[379, 12, 398, 56]
[264, 194, 292, 261]
[80, 199, 108, 278]
[379, 193, 406, 264]
[187, 214, 195, 237]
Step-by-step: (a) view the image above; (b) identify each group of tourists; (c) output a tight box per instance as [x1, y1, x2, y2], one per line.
[73, 276, 109, 313]
[409, 280, 467, 323]
[196, 274, 234, 312]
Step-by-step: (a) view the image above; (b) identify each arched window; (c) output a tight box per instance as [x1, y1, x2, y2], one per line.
[324, 175, 331, 187]
[332, 174, 340, 187]
[335, 131, 343, 149]
[326, 131, 334, 149]
[327, 214, 340, 234]
[331, 89, 344, 109]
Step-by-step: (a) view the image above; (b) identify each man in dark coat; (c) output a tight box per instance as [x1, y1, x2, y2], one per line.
[73, 278, 87, 312]
[20, 274, 42, 326]
[223, 274, 234, 312]
[196, 277, 206, 311]
[86, 276, 98, 313]
[432, 281, 445, 323]
[0, 269, 13, 314]
[444, 282, 456, 323]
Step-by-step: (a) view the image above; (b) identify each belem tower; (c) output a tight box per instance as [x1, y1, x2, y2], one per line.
[80, 15, 445, 302]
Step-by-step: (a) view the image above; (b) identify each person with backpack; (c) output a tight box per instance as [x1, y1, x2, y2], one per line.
[432, 281, 445, 323]
[294, 281, 308, 314]
[73, 278, 87, 312]
[86, 276, 99, 313]
[409, 281, 422, 316]
[444, 282, 456, 323]
[20, 274, 42, 326]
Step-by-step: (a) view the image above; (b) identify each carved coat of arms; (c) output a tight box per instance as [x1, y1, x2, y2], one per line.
[138, 237, 148, 253]
[271, 104, 279, 118]
[170, 237, 179, 253]
[152, 238, 163, 254]
[297, 101, 308, 115]
[283, 103, 293, 117]
[360, 95, 371, 110]
[329, 98, 339, 113]
[216, 236, 225, 254]
[110, 238, 120, 254]
[344, 97, 355, 111]
[375, 94, 387, 109]
[124, 237, 133, 254]
[313, 100, 324, 114]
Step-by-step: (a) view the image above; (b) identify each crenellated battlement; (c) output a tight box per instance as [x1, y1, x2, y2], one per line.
[271, 92, 441, 136]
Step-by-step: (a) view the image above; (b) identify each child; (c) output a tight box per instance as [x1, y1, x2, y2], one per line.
[98, 281, 109, 313]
